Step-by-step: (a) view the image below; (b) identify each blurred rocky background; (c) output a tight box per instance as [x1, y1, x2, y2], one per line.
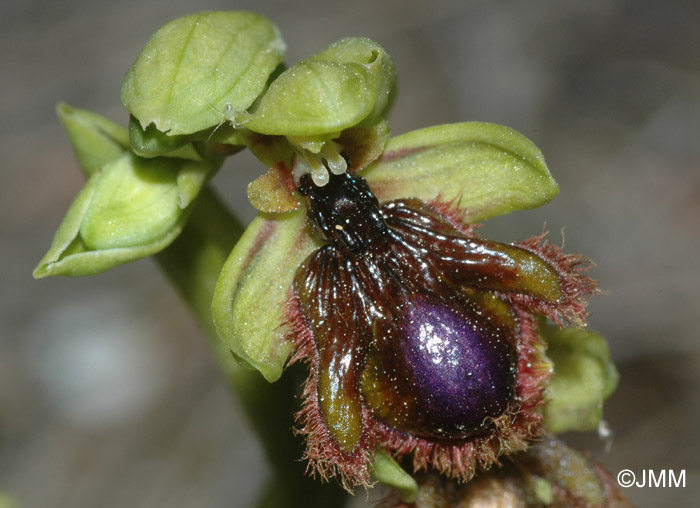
[1, 0, 698, 506]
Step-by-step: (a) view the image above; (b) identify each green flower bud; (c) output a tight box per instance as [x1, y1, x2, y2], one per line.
[121, 11, 286, 137]
[242, 60, 373, 137]
[34, 152, 219, 277]
[542, 324, 619, 433]
[361, 122, 559, 223]
[56, 103, 130, 176]
[242, 37, 395, 137]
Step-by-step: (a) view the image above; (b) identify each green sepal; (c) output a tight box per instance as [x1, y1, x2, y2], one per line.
[361, 122, 559, 222]
[542, 325, 619, 433]
[34, 152, 219, 277]
[121, 11, 286, 136]
[56, 103, 130, 176]
[212, 209, 320, 381]
[372, 449, 418, 503]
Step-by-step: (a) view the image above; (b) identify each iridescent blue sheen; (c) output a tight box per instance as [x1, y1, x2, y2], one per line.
[361, 289, 516, 439]
[395, 294, 515, 436]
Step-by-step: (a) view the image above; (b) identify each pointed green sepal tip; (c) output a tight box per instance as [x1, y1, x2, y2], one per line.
[212, 209, 320, 381]
[121, 11, 286, 136]
[542, 325, 619, 433]
[34, 152, 219, 278]
[243, 37, 395, 137]
[56, 103, 130, 177]
[362, 122, 559, 222]
[372, 449, 418, 503]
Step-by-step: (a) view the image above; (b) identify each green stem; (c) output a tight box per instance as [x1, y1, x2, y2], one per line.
[155, 188, 348, 508]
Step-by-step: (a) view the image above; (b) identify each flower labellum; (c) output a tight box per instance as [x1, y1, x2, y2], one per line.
[288, 171, 597, 488]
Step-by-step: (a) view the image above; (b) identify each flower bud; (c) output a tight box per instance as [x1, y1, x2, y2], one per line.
[34, 151, 219, 277]
[542, 324, 619, 433]
[242, 37, 396, 137]
[305, 37, 396, 128]
[56, 103, 130, 176]
[121, 11, 286, 137]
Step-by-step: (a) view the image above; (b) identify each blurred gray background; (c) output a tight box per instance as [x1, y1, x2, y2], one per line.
[2, 0, 699, 507]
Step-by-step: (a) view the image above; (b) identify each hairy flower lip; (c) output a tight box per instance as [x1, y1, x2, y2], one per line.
[283, 172, 598, 490]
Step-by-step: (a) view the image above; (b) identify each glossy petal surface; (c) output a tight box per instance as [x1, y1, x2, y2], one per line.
[363, 290, 517, 438]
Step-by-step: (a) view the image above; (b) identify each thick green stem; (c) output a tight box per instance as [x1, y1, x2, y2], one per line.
[155, 188, 348, 508]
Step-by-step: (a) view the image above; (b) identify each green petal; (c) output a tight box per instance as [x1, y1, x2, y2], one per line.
[372, 449, 418, 503]
[56, 103, 130, 176]
[542, 325, 619, 433]
[361, 122, 559, 222]
[121, 11, 286, 136]
[242, 60, 374, 136]
[212, 209, 320, 381]
[34, 153, 218, 277]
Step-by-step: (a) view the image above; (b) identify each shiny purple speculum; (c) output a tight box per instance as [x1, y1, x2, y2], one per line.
[399, 294, 514, 434]
[363, 290, 517, 439]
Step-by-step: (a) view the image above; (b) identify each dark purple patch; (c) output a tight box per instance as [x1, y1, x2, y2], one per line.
[397, 294, 515, 436]
[362, 291, 517, 439]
